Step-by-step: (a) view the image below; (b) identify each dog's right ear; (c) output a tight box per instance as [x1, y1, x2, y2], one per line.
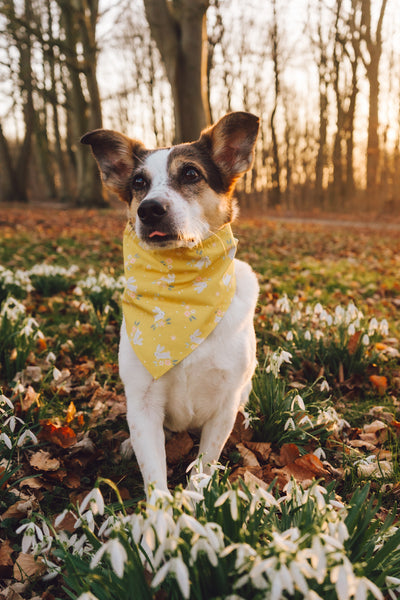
[81, 130, 145, 203]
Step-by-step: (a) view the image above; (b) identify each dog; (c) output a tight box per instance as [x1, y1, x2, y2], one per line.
[81, 112, 259, 495]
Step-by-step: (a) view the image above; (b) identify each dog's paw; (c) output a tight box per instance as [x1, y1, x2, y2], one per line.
[120, 438, 134, 459]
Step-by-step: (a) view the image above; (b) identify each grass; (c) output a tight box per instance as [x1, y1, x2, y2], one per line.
[1, 206, 400, 599]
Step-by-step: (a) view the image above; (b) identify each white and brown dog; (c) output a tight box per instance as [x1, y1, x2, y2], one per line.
[81, 112, 259, 495]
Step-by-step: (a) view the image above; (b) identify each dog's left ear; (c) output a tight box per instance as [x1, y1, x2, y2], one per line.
[199, 112, 259, 185]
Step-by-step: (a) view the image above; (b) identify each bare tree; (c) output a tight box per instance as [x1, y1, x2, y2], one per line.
[143, 0, 211, 143]
[358, 0, 388, 194]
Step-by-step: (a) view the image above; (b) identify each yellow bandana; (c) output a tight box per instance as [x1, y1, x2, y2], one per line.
[122, 224, 237, 379]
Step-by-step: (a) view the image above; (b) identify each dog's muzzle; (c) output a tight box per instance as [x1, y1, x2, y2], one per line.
[137, 199, 167, 226]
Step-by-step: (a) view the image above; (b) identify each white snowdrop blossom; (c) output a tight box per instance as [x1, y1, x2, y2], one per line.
[152, 556, 190, 599]
[77, 593, 100, 600]
[379, 319, 389, 336]
[266, 349, 292, 377]
[17, 429, 38, 446]
[286, 330, 294, 341]
[368, 317, 379, 335]
[347, 323, 356, 336]
[79, 488, 105, 516]
[361, 334, 370, 346]
[319, 379, 330, 392]
[304, 330, 312, 341]
[0, 432, 12, 449]
[276, 294, 291, 313]
[90, 538, 128, 578]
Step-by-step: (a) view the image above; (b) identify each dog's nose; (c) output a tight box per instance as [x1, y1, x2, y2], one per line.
[137, 199, 167, 225]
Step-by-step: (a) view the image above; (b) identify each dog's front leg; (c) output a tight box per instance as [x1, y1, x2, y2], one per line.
[119, 322, 169, 495]
[195, 402, 241, 476]
[126, 396, 168, 495]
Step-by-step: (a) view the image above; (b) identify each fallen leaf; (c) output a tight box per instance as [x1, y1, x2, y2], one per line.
[1, 497, 38, 521]
[229, 466, 264, 483]
[0, 539, 14, 579]
[364, 420, 387, 434]
[348, 331, 361, 354]
[165, 431, 194, 465]
[348, 439, 377, 451]
[53, 510, 78, 533]
[30, 450, 60, 472]
[236, 443, 260, 467]
[278, 443, 300, 466]
[39, 420, 77, 448]
[243, 441, 271, 462]
[13, 553, 46, 581]
[369, 375, 388, 395]
[20, 386, 39, 412]
[65, 401, 76, 424]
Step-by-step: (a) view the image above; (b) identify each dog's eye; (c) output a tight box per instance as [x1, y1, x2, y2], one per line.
[132, 174, 148, 190]
[182, 166, 202, 183]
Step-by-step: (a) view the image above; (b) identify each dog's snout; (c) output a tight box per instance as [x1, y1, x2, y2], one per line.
[137, 199, 168, 225]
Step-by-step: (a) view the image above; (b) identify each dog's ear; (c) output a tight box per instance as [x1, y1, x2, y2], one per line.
[81, 130, 145, 203]
[199, 112, 259, 187]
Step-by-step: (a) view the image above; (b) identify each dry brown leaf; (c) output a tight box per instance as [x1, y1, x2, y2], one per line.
[229, 466, 264, 483]
[0, 497, 38, 521]
[39, 420, 77, 448]
[0, 539, 14, 568]
[348, 439, 377, 451]
[278, 443, 300, 466]
[369, 375, 388, 395]
[364, 420, 387, 434]
[20, 386, 40, 412]
[243, 469, 271, 492]
[243, 441, 271, 463]
[65, 401, 76, 424]
[236, 443, 260, 467]
[30, 450, 60, 472]
[348, 331, 362, 354]
[165, 431, 194, 465]
[13, 553, 46, 581]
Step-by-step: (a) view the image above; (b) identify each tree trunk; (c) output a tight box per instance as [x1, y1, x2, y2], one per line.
[143, 0, 211, 143]
[359, 0, 388, 194]
[268, 0, 281, 208]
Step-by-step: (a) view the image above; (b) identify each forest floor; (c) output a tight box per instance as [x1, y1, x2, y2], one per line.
[1, 204, 400, 599]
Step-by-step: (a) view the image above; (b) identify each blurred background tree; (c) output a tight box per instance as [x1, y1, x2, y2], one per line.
[0, 0, 398, 213]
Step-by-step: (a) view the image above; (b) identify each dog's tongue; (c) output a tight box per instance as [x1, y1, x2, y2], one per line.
[149, 231, 167, 238]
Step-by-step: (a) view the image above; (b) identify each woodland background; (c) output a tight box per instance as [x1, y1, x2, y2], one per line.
[0, 0, 399, 213]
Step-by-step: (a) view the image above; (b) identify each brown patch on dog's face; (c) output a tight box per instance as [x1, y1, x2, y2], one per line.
[80, 129, 148, 203]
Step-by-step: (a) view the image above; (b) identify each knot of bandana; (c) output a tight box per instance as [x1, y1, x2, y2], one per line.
[122, 223, 237, 379]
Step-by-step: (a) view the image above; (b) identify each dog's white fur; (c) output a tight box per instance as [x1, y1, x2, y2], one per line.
[81, 112, 260, 495]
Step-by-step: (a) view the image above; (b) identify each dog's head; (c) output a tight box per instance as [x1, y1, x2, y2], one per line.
[81, 112, 259, 248]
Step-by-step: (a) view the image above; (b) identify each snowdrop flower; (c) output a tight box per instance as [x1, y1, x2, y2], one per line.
[0, 431, 12, 448]
[276, 293, 291, 313]
[53, 366, 62, 381]
[361, 334, 370, 345]
[298, 414, 313, 427]
[368, 317, 379, 335]
[46, 351, 57, 363]
[4, 414, 25, 432]
[291, 394, 305, 411]
[16, 521, 45, 554]
[304, 330, 312, 341]
[314, 330, 324, 341]
[379, 319, 389, 336]
[191, 537, 218, 566]
[79, 488, 105, 516]
[0, 394, 14, 410]
[347, 323, 356, 336]
[386, 576, 400, 600]
[91, 538, 128, 578]
[334, 305, 345, 325]
[152, 556, 190, 599]
[286, 330, 294, 341]
[272, 321, 280, 332]
[291, 309, 302, 324]
[75, 510, 95, 531]
[319, 379, 330, 392]
[314, 303, 323, 316]
[284, 417, 296, 431]
[77, 593, 100, 600]
[17, 429, 38, 446]
[267, 349, 292, 377]
[214, 489, 248, 521]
